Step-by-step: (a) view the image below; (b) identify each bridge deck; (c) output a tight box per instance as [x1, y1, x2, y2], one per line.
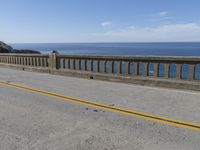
[0, 68, 200, 149]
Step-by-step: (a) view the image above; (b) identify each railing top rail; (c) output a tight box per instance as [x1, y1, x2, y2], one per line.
[0, 53, 49, 57]
[0, 53, 200, 63]
[57, 54, 200, 63]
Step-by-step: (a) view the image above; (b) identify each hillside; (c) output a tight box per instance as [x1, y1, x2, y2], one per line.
[0, 41, 13, 53]
[0, 41, 40, 54]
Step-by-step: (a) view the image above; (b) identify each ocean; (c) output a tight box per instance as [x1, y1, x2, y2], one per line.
[10, 42, 200, 56]
[10, 42, 200, 80]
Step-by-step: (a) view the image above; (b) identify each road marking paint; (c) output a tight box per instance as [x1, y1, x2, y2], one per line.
[0, 80, 200, 132]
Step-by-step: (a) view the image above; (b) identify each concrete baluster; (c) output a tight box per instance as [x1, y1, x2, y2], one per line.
[102, 61, 107, 73]
[11, 56, 13, 64]
[78, 59, 81, 70]
[134, 62, 139, 76]
[188, 64, 195, 80]
[118, 61, 122, 74]
[36, 57, 39, 66]
[16, 57, 18, 64]
[24, 57, 26, 65]
[30, 57, 32, 66]
[143, 62, 148, 77]
[20, 57, 22, 65]
[43, 57, 46, 67]
[15, 57, 18, 64]
[126, 62, 130, 75]
[164, 63, 170, 78]
[153, 63, 159, 78]
[67, 59, 70, 69]
[33, 57, 36, 66]
[109, 61, 114, 73]
[12, 56, 15, 64]
[27, 57, 29, 66]
[96, 60, 99, 72]
[84, 60, 87, 71]
[40, 58, 43, 67]
[176, 64, 182, 79]
[90, 60, 93, 71]
[60, 58, 64, 69]
[63, 58, 66, 69]
[73, 59, 76, 70]
[6, 56, 8, 63]
[14, 57, 17, 64]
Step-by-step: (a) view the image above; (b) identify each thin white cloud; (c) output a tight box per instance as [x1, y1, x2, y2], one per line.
[91, 23, 200, 42]
[158, 11, 168, 16]
[128, 26, 136, 30]
[101, 21, 112, 27]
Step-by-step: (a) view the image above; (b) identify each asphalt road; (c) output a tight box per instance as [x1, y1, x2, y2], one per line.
[0, 68, 200, 150]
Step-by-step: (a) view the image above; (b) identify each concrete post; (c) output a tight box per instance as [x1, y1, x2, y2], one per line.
[49, 53, 57, 70]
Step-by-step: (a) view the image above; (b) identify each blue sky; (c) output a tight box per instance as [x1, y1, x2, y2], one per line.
[0, 0, 200, 43]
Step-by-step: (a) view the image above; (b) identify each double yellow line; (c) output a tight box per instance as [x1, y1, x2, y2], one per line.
[0, 80, 200, 132]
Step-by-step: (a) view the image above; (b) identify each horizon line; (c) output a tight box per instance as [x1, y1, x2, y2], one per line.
[9, 41, 200, 44]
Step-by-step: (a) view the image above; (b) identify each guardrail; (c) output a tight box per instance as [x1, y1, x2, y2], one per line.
[0, 53, 200, 81]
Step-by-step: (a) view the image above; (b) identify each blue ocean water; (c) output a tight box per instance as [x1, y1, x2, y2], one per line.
[10, 42, 200, 56]
[10, 42, 200, 80]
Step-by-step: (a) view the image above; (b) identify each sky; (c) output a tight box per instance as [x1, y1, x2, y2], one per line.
[0, 0, 200, 43]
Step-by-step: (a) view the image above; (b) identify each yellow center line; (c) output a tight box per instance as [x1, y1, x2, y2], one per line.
[0, 80, 200, 132]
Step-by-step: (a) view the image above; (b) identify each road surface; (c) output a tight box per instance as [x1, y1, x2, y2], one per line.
[0, 68, 200, 150]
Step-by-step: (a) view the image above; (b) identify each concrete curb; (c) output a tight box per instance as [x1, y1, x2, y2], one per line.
[0, 63, 200, 91]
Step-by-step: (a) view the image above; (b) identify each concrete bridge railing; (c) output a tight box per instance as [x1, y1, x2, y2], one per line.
[0, 53, 200, 90]
[56, 55, 200, 81]
[0, 54, 49, 68]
